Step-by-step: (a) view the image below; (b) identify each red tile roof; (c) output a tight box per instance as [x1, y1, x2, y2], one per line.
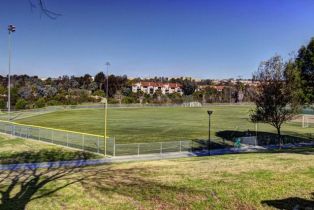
[138, 82, 182, 88]
[211, 85, 224, 91]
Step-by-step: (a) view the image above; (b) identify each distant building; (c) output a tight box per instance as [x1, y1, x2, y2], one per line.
[132, 82, 183, 95]
[197, 85, 225, 92]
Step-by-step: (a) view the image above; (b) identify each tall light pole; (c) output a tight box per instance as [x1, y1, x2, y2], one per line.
[104, 62, 110, 156]
[8, 24, 16, 121]
[207, 110, 213, 155]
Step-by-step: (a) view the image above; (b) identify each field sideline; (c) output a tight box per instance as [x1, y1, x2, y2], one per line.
[15, 105, 313, 144]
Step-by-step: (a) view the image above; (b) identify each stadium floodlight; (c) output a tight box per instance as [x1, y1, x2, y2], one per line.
[7, 24, 16, 121]
[207, 110, 213, 155]
[104, 61, 110, 156]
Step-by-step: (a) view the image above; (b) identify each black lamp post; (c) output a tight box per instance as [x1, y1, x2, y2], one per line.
[207, 110, 213, 154]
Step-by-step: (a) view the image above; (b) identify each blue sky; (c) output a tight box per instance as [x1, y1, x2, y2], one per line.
[0, 0, 314, 79]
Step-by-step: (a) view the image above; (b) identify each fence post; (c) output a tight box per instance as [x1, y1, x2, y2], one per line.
[160, 142, 163, 156]
[180, 141, 182, 152]
[97, 136, 100, 153]
[138, 144, 140, 157]
[191, 140, 193, 152]
[82, 134, 85, 150]
[113, 137, 116, 157]
[67, 133, 69, 147]
[51, 130, 54, 143]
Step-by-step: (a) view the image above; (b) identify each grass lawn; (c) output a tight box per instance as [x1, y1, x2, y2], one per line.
[15, 105, 313, 144]
[0, 135, 101, 164]
[0, 147, 313, 209]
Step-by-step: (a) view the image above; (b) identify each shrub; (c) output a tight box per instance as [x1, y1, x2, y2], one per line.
[15, 99, 28, 110]
[0, 99, 6, 109]
[47, 100, 61, 106]
[122, 96, 136, 104]
[92, 90, 105, 97]
[108, 98, 119, 104]
[35, 98, 46, 108]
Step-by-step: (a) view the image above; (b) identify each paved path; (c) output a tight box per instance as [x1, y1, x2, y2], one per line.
[0, 143, 313, 171]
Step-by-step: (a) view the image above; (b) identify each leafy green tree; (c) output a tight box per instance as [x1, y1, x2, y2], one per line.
[11, 87, 20, 106]
[182, 81, 196, 95]
[285, 59, 304, 108]
[295, 37, 314, 103]
[122, 87, 132, 97]
[250, 55, 299, 145]
[192, 91, 204, 102]
[94, 72, 105, 90]
[0, 85, 6, 95]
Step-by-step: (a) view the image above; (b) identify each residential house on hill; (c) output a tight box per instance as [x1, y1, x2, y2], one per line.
[132, 82, 183, 95]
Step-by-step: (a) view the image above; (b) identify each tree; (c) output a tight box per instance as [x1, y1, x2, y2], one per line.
[250, 55, 299, 145]
[192, 91, 204, 102]
[295, 37, 314, 103]
[285, 59, 304, 108]
[182, 81, 196, 95]
[235, 80, 245, 103]
[94, 72, 105, 90]
[29, 0, 62, 19]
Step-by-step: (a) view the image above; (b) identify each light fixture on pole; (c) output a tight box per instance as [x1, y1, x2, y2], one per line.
[8, 24, 16, 121]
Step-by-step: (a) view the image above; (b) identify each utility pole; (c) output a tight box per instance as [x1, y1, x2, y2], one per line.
[8, 24, 16, 121]
[104, 62, 110, 156]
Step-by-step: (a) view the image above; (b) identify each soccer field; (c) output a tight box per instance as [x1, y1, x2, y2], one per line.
[15, 105, 313, 144]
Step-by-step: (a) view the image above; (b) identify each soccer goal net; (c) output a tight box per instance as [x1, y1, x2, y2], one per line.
[302, 115, 309, 128]
[301, 114, 314, 128]
[290, 114, 314, 128]
[182, 102, 202, 107]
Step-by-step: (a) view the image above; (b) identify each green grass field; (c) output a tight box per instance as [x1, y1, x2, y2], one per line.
[0, 145, 313, 209]
[0, 135, 100, 164]
[15, 105, 313, 144]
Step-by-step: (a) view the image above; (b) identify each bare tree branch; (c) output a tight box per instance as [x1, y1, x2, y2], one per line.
[29, 0, 62, 19]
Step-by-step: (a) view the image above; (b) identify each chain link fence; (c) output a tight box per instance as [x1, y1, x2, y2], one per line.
[113, 140, 208, 156]
[0, 120, 115, 155]
[0, 120, 210, 157]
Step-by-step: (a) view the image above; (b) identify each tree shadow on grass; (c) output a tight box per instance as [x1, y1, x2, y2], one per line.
[0, 149, 100, 210]
[215, 130, 314, 155]
[0, 165, 210, 209]
[0, 166, 83, 210]
[261, 193, 314, 210]
[190, 138, 232, 150]
[216, 130, 313, 146]
[0, 149, 99, 165]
